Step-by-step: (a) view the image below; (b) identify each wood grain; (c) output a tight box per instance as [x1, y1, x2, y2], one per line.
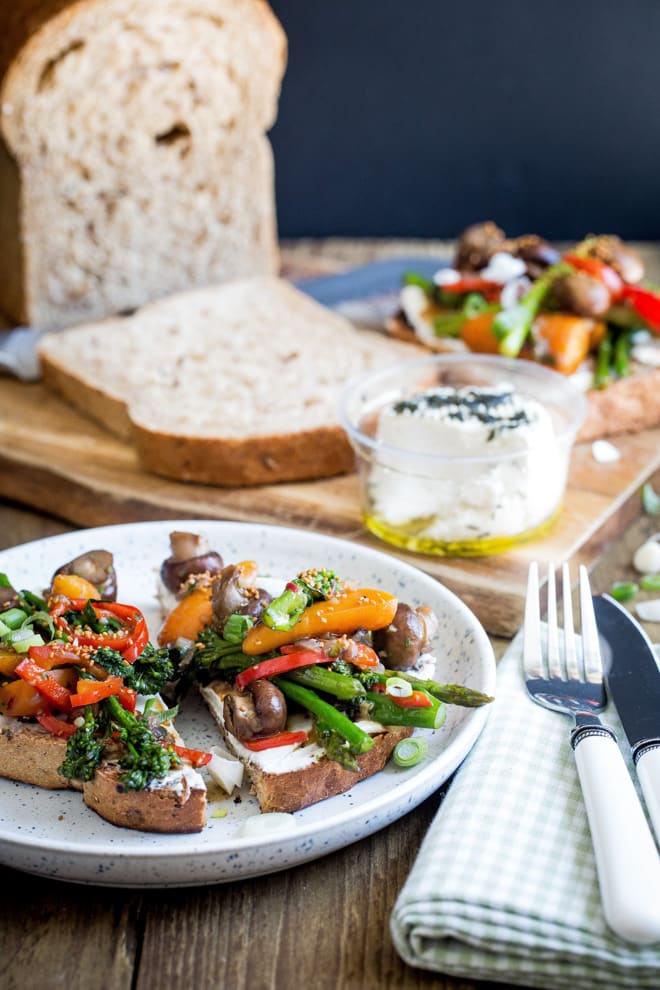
[2, 376, 659, 636]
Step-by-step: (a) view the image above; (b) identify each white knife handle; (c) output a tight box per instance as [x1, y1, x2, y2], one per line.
[636, 745, 660, 848]
[573, 730, 660, 944]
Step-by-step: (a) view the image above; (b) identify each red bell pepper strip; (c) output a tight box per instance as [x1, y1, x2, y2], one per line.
[170, 744, 213, 767]
[441, 276, 502, 299]
[14, 657, 72, 711]
[620, 285, 660, 332]
[563, 253, 624, 299]
[235, 649, 334, 691]
[36, 713, 77, 738]
[279, 641, 380, 669]
[69, 676, 126, 707]
[242, 730, 308, 751]
[28, 642, 86, 670]
[50, 599, 149, 661]
[388, 690, 433, 709]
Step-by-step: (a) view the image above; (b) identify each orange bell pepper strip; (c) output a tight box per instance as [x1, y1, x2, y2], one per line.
[460, 311, 501, 354]
[532, 314, 606, 375]
[242, 589, 397, 656]
[158, 586, 213, 646]
[50, 573, 100, 601]
[0, 679, 47, 716]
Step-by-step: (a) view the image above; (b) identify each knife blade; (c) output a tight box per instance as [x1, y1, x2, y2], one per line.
[594, 592, 660, 845]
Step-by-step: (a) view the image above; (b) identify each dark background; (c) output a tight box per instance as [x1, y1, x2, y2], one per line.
[269, 0, 660, 241]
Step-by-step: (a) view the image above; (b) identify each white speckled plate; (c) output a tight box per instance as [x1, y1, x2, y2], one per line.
[0, 521, 495, 887]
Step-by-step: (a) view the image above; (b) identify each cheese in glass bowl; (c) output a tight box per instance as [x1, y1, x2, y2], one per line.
[339, 354, 587, 556]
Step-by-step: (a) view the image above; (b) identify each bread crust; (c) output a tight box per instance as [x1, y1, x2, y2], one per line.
[0, 720, 206, 832]
[0, 1, 287, 328]
[82, 764, 206, 833]
[0, 720, 79, 789]
[132, 421, 356, 487]
[386, 313, 660, 440]
[244, 726, 414, 814]
[201, 680, 413, 813]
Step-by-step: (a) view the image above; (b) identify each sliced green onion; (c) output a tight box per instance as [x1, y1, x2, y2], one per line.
[642, 483, 660, 516]
[385, 677, 413, 699]
[0, 608, 28, 629]
[610, 581, 639, 602]
[402, 271, 434, 293]
[393, 737, 429, 769]
[7, 630, 45, 653]
[640, 574, 660, 592]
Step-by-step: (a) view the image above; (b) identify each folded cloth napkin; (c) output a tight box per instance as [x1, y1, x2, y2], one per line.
[391, 632, 660, 989]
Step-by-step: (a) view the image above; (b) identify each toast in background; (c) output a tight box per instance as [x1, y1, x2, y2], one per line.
[0, 0, 286, 330]
[38, 276, 419, 486]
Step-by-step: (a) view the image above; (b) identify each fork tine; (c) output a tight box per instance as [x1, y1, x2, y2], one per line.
[523, 562, 544, 678]
[579, 565, 602, 683]
[562, 562, 579, 680]
[546, 563, 562, 679]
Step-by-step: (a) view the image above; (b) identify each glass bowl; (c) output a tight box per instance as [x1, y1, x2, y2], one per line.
[339, 354, 587, 557]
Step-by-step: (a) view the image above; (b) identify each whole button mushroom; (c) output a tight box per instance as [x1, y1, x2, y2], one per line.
[372, 603, 439, 670]
[509, 234, 561, 280]
[582, 235, 645, 284]
[454, 221, 506, 271]
[552, 272, 612, 317]
[160, 531, 224, 595]
[53, 549, 117, 600]
[223, 680, 288, 741]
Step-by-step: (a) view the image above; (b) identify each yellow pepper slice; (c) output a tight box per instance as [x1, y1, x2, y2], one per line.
[242, 589, 397, 656]
[158, 586, 213, 646]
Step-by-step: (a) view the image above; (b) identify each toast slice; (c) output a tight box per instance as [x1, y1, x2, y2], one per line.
[0, 714, 207, 833]
[200, 682, 413, 814]
[38, 277, 418, 485]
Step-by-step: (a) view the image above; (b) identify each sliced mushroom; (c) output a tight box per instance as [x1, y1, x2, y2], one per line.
[372, 603, 438, 670]
[53, 549, 117, 600]
[211, 562, 271, 629]
[0, 582, 19, 612]
[160, 531, 224, 594]
[223, 679, 287, 741]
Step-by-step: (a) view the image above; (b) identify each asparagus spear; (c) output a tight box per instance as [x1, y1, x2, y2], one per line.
[376, 670, 494, 708]
[274, 677, 374, 755]
[493, 262, 570, 357]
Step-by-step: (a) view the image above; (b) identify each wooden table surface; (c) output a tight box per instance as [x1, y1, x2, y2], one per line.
[2, 238, 660, 990]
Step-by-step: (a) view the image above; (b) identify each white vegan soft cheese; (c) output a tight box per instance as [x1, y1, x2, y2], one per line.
[367, 384, 564, 544]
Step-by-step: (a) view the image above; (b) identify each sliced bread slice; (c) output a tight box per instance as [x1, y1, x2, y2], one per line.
[38, 276, 419, 485]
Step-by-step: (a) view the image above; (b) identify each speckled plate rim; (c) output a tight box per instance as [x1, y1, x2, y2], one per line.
[0, 520, 496, 886]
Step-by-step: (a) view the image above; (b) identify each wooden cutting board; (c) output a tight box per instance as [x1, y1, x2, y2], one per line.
[1, 377, 658, 637]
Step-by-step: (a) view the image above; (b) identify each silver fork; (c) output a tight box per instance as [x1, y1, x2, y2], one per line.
[524, 562, 660, 944]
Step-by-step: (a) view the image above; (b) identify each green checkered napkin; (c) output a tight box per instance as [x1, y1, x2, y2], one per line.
[391, 632, 660, 989]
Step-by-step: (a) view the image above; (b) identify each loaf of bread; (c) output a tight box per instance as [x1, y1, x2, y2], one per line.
[38, 276, 419, 485]
[0, 0, 286, 330]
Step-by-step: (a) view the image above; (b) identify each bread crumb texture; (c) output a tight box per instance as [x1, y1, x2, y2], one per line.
[1, 0, 286, 328]
[38, 276, 419, 484]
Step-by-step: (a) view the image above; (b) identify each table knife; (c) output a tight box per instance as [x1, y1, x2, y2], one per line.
[594, 593, 660, 845]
